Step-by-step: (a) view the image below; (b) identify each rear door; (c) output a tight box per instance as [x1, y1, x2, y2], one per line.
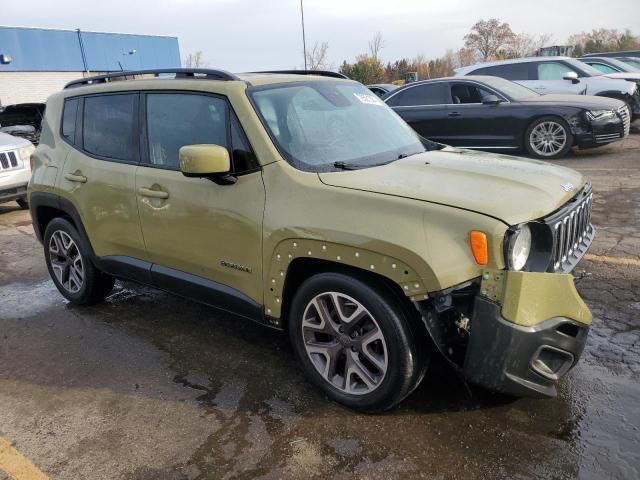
[58, 93, 148, 265]
[135, 91, 265, 307]
[385, 83, 449, 142]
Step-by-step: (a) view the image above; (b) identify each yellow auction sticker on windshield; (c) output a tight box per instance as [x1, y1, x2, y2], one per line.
[353, 93, 384, 105]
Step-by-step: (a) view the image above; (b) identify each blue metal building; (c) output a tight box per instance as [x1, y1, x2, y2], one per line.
[0, 26, 181, 104]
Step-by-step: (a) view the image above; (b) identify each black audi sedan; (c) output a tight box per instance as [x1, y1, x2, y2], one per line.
[385, 76, 630, 159]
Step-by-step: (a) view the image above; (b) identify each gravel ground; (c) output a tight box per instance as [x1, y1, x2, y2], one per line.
[0, 135, 638, 480]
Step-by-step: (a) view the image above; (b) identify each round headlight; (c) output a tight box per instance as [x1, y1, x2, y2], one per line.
[508, 224, 532, 271]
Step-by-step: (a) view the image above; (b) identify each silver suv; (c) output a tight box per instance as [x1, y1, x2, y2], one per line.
[456, 56, 640, 118]
[0, 132, 34, 208]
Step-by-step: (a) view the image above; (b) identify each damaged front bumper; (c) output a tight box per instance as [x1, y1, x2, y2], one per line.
[419, 269, 592, 398]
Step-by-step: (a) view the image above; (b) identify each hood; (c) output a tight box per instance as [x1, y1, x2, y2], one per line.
[520, 93, 626, 110]
[0, 132, 31, 150]
[603, 72, 640, 81]
[318, 149, 586, 226]
[585, 75, 637, 94]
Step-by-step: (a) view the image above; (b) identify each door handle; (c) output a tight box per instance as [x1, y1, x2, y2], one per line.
[64, 173, 87, 183]
[138, 187, 169, 199]
[448, 111, 461, 117]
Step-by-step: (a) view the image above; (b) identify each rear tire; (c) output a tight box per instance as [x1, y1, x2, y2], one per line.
[43, 217, 115, 305]
[16, 198, 28, 209]
[288, 272, 428, 412]
[524, 116, 573, 160]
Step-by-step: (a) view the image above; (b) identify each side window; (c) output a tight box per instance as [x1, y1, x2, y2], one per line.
[62, 98, 79, 143]
[450, 84, 496, 104]
[387, 83, 448, 106]
[537, 62, 576, 80]
[473, 64, 530, 81]
[230, 112, 258, 173]
[588, 63, 618, 74]
[146, 93, 228, 169]
[83, 94, 138, 161]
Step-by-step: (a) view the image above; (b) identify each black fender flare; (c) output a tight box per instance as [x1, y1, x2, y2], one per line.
[29, 192, 95, 257]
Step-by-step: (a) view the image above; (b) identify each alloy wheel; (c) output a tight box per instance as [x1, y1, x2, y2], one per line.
[301, 292, 388, 395]
[48, 230, 84, 293]
[529, 121, 567, 157]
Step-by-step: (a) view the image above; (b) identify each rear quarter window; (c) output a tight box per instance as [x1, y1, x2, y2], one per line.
[471, 63, 532, 81]
[61, 98, 79, 143]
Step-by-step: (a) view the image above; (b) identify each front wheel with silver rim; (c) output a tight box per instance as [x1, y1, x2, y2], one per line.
[288, 272, 428, 412]
[43, 217, 115, 305]
[524, 116, 573, 160]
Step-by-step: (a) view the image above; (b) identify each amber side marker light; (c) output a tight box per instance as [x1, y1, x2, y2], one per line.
[469, 231, 489, 265]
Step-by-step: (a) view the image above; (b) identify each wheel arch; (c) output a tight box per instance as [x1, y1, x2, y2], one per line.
[266, 239, 435, 329]
[523, 114, 575, 152]
[30, 192, 91, 254]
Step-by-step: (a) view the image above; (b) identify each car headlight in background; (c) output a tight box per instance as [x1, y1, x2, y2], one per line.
[505, 224, 532, 271]
[586, 109, 616, 121]
[18, 144, 35, 165]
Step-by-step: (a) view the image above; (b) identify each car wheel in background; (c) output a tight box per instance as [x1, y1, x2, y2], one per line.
[288, 272, 428, 412]
[16, 198, 29, 209]
[43, 217, 115, 305]
[524, 116, 573, 160]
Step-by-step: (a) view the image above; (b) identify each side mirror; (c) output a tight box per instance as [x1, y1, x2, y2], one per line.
[563, 71, 580, 84]
[179, 144, 236, 185]
[482, 94, 502, 105]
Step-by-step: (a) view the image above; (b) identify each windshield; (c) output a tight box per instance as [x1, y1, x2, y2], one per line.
[249, 81, 426, 171]
[563, 58, 606, 77]
[478, 76, 540, 100]
[620, 58, 640, 69]
[614, 58, 640, 71]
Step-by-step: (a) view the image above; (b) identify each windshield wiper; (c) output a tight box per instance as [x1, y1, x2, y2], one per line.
[333, 161, 361, 170]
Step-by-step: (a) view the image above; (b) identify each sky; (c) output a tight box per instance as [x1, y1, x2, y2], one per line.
[2, 0, 639, 71]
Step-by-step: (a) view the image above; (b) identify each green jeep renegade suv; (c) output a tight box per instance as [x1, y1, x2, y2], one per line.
[28, 69, 594, 412]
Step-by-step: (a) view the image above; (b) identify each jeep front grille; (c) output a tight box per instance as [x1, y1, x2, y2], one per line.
[549, 191, 594, 273]
[0, 150, 20, 171]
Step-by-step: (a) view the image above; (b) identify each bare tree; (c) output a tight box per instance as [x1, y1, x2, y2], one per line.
[464, 18, 516, 61]
[184, 51, 206, 68]
[454, 47, 478, 68]
[505, 33, 553, 58]
[369, 32, 385, 60]
[306, 41, 331, 70]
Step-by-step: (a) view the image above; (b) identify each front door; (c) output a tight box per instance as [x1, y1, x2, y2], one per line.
[521, 61, 587, 95]
[443, 82, 517, 148]
[135, 92, 265, 307]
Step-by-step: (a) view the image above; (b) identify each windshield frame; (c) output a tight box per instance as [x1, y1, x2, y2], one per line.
[246, 80, 427, 172]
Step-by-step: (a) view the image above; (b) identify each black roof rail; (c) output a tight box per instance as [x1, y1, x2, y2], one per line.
[64, 68, 241, 89]
[249, 69, 349, 79]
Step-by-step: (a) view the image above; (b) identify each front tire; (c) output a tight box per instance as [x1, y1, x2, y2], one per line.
[43, 217, 115, 305]
[524, 116, 573, 159]
[288, 272, 428, 412]
[16, 198, 28, 210]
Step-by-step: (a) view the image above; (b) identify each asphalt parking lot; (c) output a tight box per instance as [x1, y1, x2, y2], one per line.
[1, 136, 639, 480]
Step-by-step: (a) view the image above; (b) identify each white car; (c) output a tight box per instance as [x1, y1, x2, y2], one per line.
[455, 56, 640, 118]
[0, 132, 35, 209]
